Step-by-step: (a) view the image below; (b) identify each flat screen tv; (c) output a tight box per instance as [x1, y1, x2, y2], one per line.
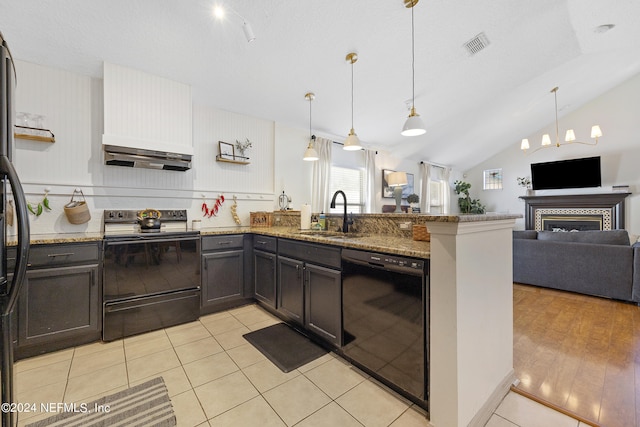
[530, 156, 601, 190]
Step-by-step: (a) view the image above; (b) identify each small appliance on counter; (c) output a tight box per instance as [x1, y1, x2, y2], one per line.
[278, 191, 291, 210]
[102, 209, 200, 341]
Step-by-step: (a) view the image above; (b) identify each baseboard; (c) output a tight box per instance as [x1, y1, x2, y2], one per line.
[467, 370, 516, 427]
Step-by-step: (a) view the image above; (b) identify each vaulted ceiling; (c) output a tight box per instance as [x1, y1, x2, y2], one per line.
[2, 0, 639, 170]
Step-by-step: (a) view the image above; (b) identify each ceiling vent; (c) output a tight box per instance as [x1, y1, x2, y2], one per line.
[463, 32, 490, 56]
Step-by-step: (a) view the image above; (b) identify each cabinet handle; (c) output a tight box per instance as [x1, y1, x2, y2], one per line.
[217, 241, 232, 245]
[48, 253, 75, 258]
[256, 241, 267, 245]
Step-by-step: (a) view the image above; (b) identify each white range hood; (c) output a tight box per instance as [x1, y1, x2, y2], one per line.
[102, 62, 193, 171]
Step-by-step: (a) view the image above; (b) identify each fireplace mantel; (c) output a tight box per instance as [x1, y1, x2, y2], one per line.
[520, 192, 631, 230]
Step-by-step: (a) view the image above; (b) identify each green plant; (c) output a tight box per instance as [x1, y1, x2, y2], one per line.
[517, 176, 531, 188]
[407, 193, 419, 204]
[454, 180, 486, 214]
[235, 138, 252, 157]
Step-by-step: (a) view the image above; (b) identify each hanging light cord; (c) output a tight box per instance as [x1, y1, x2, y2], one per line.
[553, 88, 559, 146]
[309, 96, 312, 140]
[411, 3, 416, 110]
[350, 58, 355, 130]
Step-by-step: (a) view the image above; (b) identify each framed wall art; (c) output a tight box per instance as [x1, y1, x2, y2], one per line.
[382, 169, 414, 199]
[218, 141, 235, 160]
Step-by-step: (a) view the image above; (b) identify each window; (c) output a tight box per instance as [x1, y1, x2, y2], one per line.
[483, 168, 503, 190]
[329, 166, 364, 214]
[429, 180, 443, 207]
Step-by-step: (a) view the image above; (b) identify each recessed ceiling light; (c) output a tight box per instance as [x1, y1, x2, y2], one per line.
[594, 24, 615, 34]
[213, 5, 225, 19]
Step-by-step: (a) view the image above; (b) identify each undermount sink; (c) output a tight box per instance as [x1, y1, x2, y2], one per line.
[324, 234, 363, 240]
[296, 230, 364, 240]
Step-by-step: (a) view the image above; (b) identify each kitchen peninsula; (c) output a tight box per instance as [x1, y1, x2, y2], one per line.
[206, 211, 520, 427]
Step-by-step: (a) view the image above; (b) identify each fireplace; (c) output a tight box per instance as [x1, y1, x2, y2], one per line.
[521, 193, 630, 231]
[540, 214, 604, 231]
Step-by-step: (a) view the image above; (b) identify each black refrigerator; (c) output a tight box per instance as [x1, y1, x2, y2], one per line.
[0, 31, 31, 427]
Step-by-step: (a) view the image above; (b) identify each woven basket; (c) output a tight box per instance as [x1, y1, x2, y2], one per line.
[250, 211, 273, 228]
[412, 225, 430, 241]
[64, 189, 91, 225]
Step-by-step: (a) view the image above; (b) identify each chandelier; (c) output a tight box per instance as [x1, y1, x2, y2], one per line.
[521, 86, 602, 154]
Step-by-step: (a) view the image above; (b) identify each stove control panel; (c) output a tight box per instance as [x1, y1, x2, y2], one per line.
[104, 209, 189, 223]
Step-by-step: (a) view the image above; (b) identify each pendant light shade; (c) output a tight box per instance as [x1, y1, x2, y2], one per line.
[303, 92, 319, 161]
[344, 53, 363, 151]
[401, 0, 426, 136]
[343, 129, 361, 151]
[303, 143, 319, 161]
[402, 107, 427, 136]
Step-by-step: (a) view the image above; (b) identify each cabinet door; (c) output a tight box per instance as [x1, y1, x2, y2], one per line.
[18, 264, 100, 349]
[305, 263, 342, 347]
[254, 249, 276, 308]
[201, 250, 244, 308]
[277, 256, 304, 325]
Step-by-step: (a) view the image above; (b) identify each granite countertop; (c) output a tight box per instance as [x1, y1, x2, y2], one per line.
[9, 214, 521, 258]
[201, 226, 431, 259]
[7, 232, 104, 246]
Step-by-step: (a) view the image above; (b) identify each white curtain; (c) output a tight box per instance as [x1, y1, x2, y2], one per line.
[419, 162, 431, 213]
[363, 149, 376, 213]
[311, 137, 332, 213]
[442, 167, 451, 214]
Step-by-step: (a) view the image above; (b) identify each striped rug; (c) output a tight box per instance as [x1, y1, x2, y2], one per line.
[26, 377, 176, 427]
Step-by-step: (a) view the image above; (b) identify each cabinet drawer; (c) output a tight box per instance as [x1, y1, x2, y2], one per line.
[253, 235, 277, 252]
[202, 234, 244, 251]
[278, 239, 341, 269]
[8, 243, 100, 270]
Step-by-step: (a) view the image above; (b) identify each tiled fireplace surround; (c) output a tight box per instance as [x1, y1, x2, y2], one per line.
[521, 192, 631, 231]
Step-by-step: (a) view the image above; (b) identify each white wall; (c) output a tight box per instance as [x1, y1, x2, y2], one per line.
[273, 123, 313, 211]
[463, 72, 640, 234]
[11, 60, 275, 236]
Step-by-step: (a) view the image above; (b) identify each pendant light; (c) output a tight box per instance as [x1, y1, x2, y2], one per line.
[343, 52, 363, 151]
[520, 86, 603, 154]
[303, 92, 319, 161]
[401, 0, 426, 136]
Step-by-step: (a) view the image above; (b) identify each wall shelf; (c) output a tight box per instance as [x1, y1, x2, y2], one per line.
[216, 155, 250, 165]
[14, 125, 55, 143]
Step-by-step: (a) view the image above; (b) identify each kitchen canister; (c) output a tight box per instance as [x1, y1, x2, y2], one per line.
[64, 189, 91, 224]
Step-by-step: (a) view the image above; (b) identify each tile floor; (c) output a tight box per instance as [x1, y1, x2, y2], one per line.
[15, 303, 589, 427]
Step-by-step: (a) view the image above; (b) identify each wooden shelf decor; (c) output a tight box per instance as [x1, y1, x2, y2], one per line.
[216, 141, 250, 164]
[14, 125, 55, 143]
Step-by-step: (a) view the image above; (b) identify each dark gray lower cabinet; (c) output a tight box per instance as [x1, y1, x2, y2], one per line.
[253, 235, 277, 309]
[277, 239, 342, 347]
[254, 249, 277, 308]
[15, 242, 101, 358]
[201, 234, 249, 314]
[277, 255, 304, 324]
[304, 263, 341, 346]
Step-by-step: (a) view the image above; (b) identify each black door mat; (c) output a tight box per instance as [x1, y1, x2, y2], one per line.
[243, 323, 327, 372]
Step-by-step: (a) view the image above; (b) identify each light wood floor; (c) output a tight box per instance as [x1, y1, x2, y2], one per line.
[513, 283, 640, 427]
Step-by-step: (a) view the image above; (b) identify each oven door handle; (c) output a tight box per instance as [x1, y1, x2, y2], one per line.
[105, 235, 199, 245]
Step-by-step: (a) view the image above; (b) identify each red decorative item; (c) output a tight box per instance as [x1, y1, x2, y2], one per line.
[203, 195, 225, 218]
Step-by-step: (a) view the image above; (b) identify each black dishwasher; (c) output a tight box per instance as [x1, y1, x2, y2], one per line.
[341, 248, 428, 409]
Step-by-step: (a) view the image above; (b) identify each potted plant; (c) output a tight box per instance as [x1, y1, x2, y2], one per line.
[517, 176, 533, 195]
[454, 180, 486, 214]
[407, 193, 420, 213]
[235, 138, 252, 158]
